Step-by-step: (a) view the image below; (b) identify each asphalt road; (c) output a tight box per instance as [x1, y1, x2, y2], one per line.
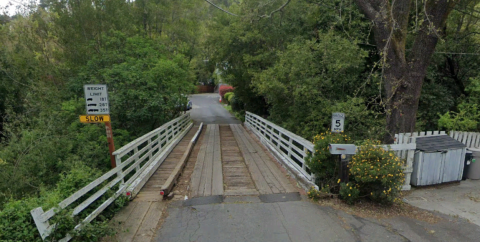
[189, 94, 241, 124]
[155, 195, 480, 242]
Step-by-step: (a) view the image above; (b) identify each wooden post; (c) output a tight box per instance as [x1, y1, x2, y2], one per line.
[105, 121, 116, 168]
[338, 155, 349, 183]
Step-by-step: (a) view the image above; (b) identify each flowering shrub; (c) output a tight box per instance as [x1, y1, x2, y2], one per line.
[339, 182, 360, 204]
[348, 140, 405, 204]
[219, 85, 234, 100]
[306, 136, 404, 205]
[307, 185, 331, 200]
[305, 131, 351, 190]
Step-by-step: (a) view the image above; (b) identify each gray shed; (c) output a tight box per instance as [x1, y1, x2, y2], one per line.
[411, 135, 466, 186]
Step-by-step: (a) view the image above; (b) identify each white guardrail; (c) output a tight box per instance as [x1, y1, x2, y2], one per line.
[31, 113, 192, 241]
[245, 111, 417, 191]
[244, 112, 317, 190]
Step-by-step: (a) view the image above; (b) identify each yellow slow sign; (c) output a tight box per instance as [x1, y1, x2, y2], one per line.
[80, 115, 111, 123]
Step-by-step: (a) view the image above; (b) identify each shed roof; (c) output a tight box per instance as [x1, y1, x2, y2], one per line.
[416, 135, 466, 152]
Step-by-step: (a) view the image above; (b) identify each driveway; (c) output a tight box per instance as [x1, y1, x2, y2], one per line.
[189, 94, 241, 124]
[404, 179, 480, 226]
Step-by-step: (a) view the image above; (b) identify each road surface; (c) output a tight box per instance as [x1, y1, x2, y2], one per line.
[189, 94, 241, 124]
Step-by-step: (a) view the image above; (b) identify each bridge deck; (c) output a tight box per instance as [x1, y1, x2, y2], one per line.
[190, 124, 295, 197]
[109, 126, 199, 242]
[108, 123, 297, 242]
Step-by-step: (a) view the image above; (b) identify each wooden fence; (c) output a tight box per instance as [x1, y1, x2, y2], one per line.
[31, 114, 192, 241]
[449, 131, 480, 149]
[196, 85, 214, 93]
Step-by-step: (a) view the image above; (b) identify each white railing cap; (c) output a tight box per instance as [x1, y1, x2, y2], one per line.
[113, 113, 189, 156]
[246, 112, 314, 151]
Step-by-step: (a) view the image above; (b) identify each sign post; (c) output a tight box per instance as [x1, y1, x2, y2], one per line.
[104, 121, 116, 168]
[82, 84, 116, 168]
[331, 112, 347, 182]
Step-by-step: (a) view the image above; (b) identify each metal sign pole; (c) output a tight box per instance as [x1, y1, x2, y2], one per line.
[105, 121, 116, 168]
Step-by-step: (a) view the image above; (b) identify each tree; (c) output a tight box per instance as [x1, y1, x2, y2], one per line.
[354, 0, 458, 143]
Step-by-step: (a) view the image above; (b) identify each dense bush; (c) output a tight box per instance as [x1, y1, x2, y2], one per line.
[346, 140, 405, 204]
[305, 131, 352, 189]
[219, 85, 234, 100]
[227, 93, 235, 103]
[224, 92, 234, 103]
[306, 136, 404, 205]
[0, 163, 127, 241]
[230, 96, 244, 112]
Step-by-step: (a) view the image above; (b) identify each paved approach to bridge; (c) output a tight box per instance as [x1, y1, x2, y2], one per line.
[106, 94, 480, 242]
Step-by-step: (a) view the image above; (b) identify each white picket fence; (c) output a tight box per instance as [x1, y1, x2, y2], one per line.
[449, 131, 480, 149]
[244, 112, 317, 190]
[31, 113, 192, 241]
[395, 130, 480, 149]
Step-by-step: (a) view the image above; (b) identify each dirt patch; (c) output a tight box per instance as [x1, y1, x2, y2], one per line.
[311, 195, 443, 224]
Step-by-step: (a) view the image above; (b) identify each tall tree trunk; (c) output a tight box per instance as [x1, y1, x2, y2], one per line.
[354, 0, 458, 143]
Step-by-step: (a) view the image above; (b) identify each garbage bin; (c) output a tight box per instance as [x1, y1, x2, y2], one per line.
[468, 150, 480, 180]
[463, 151, 473, 180]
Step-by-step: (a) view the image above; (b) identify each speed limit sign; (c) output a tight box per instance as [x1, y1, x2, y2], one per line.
[331, 113, 345, 133]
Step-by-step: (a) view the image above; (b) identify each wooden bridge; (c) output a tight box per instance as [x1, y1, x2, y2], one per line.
[31, 106, 423, 242]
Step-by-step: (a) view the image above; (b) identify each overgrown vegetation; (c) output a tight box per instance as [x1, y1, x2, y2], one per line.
[0, 0, 200, 240]
[307, 137, 404, 205]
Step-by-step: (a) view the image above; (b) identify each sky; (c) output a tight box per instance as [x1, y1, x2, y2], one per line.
[0, 0, 37, 15]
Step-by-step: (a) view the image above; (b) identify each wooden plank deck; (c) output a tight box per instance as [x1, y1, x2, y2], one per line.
[230, 124, 296, 194]
[108, 126, 199, 242]
[190, 124, 224, 197]
[220, 125, 258, 196]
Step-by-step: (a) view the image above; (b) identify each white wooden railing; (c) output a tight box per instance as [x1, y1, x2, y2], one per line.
[244, 112, 316, 189]
[31, 113, 192, 241]
[449, 131, 480, 149]
[244, 111, 418, 191]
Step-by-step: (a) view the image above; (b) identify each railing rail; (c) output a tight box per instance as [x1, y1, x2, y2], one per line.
[449, 131, 480, 149]
[31, 113, 192, 241]
[244, 112, 315, 188]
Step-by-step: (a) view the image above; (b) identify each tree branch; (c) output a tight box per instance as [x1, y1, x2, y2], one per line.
[408, 0, 459, 70]
[258, 0, 291, 18]
[204, 0, 238, 16]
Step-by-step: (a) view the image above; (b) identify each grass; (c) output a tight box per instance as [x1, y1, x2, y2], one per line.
[222, 103, 245, 122]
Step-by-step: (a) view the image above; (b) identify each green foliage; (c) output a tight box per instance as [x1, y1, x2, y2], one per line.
[305, 131, 352, 189]
[224, 92, 234, 103]
[307, 185, 331, 201]
[252, 34, 374, 140]
[72, 31, 195, 135]
[0, 162, 124, 241]
[0, 197, 43, 241]
[339, 182, 360, 205]
[230, 96, 244, 112]
[438, 101, 480, 131]
[348, 140, 405, 204]
[307, 138, 404, 205]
